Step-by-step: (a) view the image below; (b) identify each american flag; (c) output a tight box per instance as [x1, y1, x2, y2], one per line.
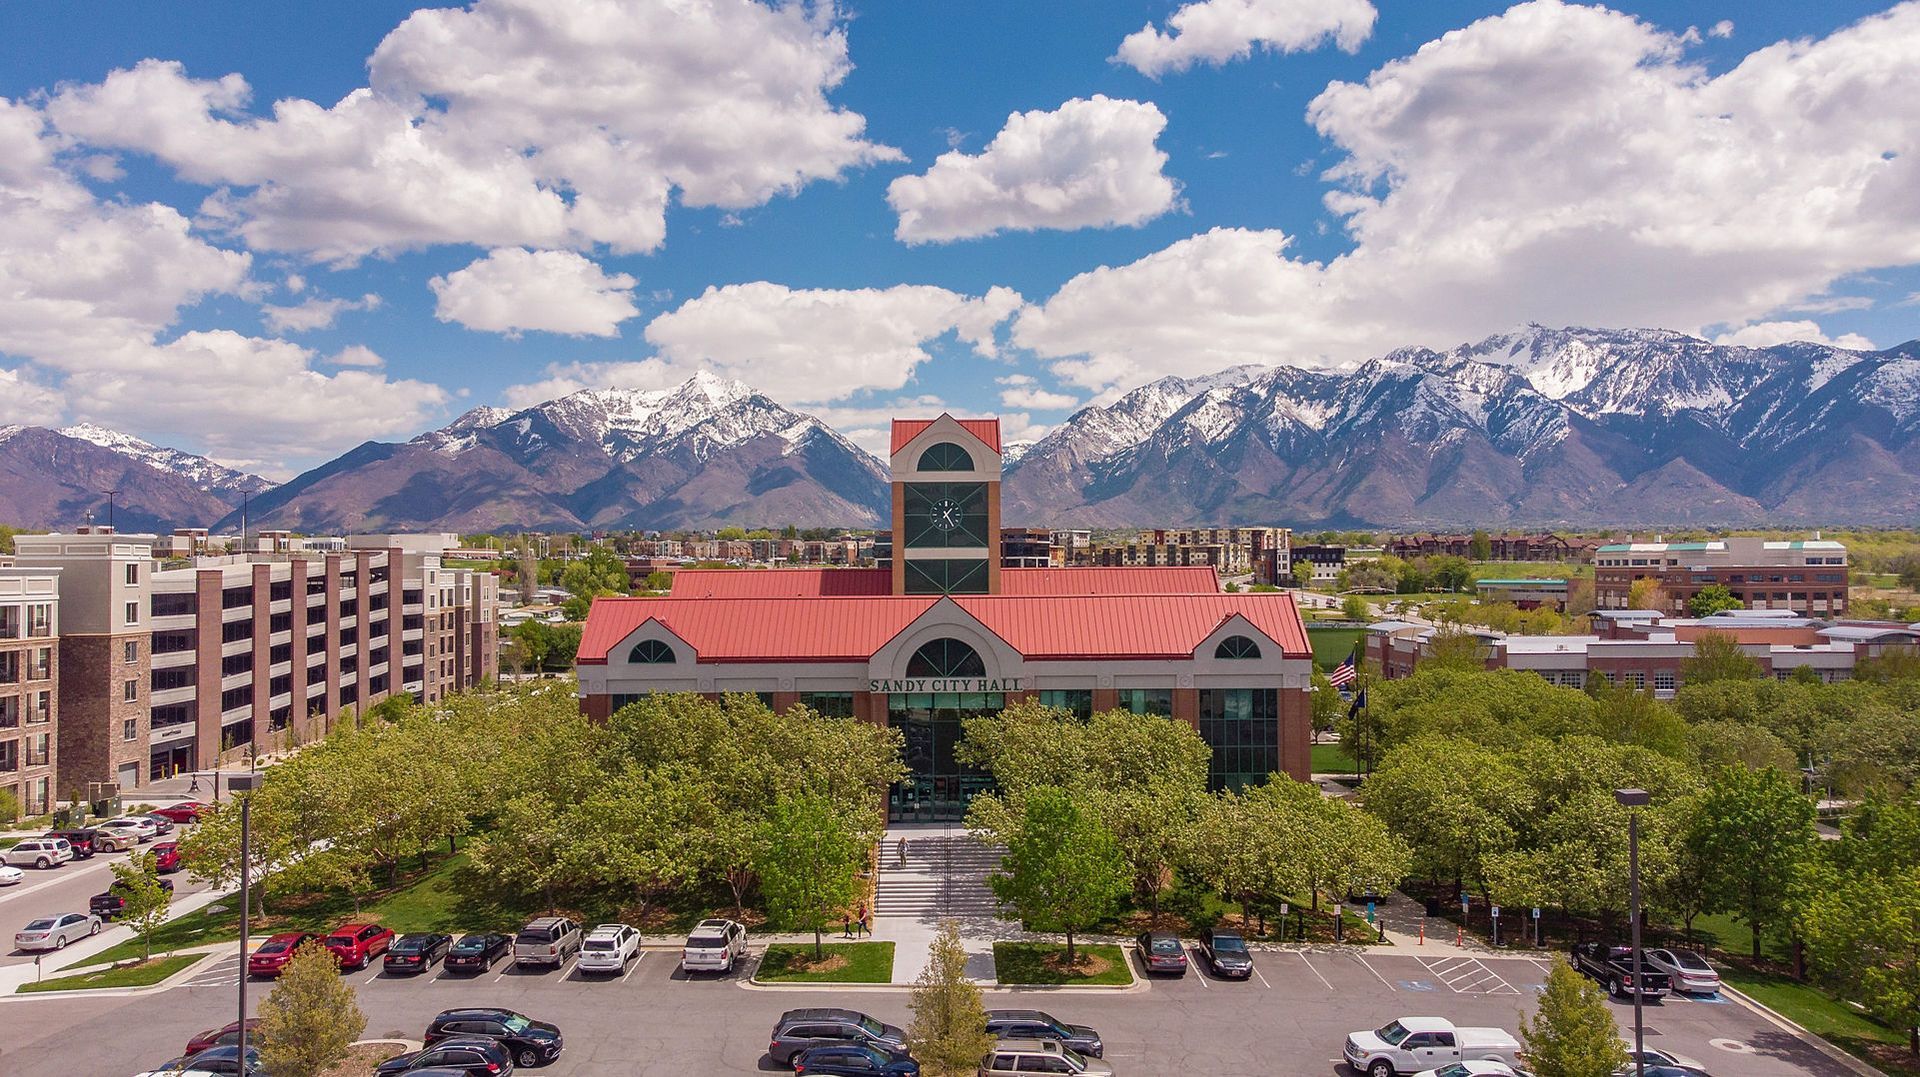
[1328, 650, 1357, 688]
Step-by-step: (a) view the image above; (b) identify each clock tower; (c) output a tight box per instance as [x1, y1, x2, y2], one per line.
[888, 415, 1003, 596]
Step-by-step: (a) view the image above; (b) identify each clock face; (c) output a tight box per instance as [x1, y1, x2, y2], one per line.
[929, 497, 963, 532]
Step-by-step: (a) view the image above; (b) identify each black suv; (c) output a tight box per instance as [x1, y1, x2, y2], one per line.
[43, 829, 99, 859]
[984, 1009, 1104, 1057]
[769, 1008, 907, 1066]
[375, 1036, 514, 1076]
[424, 1009, 562, 1069]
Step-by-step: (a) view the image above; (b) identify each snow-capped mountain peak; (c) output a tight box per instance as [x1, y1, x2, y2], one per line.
[55, 422, 274, 497]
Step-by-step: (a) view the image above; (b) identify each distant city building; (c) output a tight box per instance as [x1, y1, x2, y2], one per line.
[1592, 536, 1849, 617]
[1082, 527, 1288, 579]
[1387, 533, 1601, 562]
[1276, 543, 1346, 585]
[1000, 528, 1054, 569]
[1364, 608, 1910, 697]
[0, 567, 59, 816]
[1475, 577, 1570, 609]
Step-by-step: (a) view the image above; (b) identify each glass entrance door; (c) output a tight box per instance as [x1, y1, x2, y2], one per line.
[887, 692, 1002, 823]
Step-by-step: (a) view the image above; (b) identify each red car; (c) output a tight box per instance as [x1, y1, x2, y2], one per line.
[150, 801, 205, 824]
[248, 931, 321, 978]
[151, 841, 182, 873]
[185, 1017, 259, 1055]
[323, 922, 395, 970]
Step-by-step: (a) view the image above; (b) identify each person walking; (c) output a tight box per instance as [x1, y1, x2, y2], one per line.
[856, 901, 870, 937]
[897, 836, 907, 867]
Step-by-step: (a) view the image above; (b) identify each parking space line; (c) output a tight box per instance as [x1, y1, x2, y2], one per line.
[1296, 952, 1334, 991]
[622, 952, 644, 982]
[1354, 954, 1396, 990]
[1186, 951, 1210, 988]
[1419, 955, 1520, 996]
[363, 968, 381, 985]
[1252, 963, 1272, 990]
[492, 964, 510, 982]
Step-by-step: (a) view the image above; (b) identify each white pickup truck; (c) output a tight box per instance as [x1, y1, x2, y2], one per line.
[1344, 1017, 1525, 1077]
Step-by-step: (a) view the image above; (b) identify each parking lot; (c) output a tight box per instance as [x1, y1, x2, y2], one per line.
[0, 939, 1856, 1076]
[1, 838, 215, 970]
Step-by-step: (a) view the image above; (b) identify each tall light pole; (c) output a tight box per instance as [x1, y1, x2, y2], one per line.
[231, 772, 261, 1066]
[1616, 787, 1651, 1077]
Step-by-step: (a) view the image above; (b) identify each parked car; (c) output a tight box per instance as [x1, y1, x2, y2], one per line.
[1642, 948, 1722, 995]
[14, 911, 98, 951]
[152, 840, 183, 874]
[512, 916, 581, 969]
[42, 828, 100, 858]
[679, 917, 747, 974]
[768, 1008, 908, 1066]
[1198, 929, 1254, 979]
[1411, 1063, 1519, 1077]
[385, 932, 455, 974]
[88, 826, 137, 852]
[96, 816, 159, 844]
[0, 865, 21, 886]
[165, 1044, 263, 1076]
[137, 813, 176, 837]
[149, 801, 206, 824]
[1343, 1017, 1524, 1077]
[1570, 942, 1672, 999]
[423, 1008, 563, 1069]
[983, 1010, 1103, 1057]
[1626, 1046, 1711, 1073]
[186, 1019, 261, 1055]
[1134, 929, 1188, 976]
[576, 923, 640, 975]
[374, 1036, 514, 1076]
[4, 837, 73, 869]
[978, 1039, 1113, 1076]
[323, 922, 396, 970]
[793, 1043, 919, 1075]
[444, 932, 512, 974]
[248, 932, 321, 978]
[90, 875, 176, 919]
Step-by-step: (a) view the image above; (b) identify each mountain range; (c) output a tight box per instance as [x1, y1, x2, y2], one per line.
[4, 326, 1919, 532]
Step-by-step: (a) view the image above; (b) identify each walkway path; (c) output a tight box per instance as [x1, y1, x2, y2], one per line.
[873, 825, 1018, 985]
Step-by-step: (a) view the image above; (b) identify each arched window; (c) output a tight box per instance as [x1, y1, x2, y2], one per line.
[906, 637, 986, 678]
[1214, 635, 1262, 660]
[916, 441, 974, 472]
[628, 638, 676, 664]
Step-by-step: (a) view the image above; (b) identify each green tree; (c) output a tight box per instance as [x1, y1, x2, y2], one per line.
[906, 920, 995, 1077]
[990, 787, 1128, 964]
[1689, 764, 1818, 957]
[756, 792, 865, 959]
[510, 619, 555, 672]
[0, 787, 18, 825]
[1470, 530, 1493, 561]
[1520, 961, 1631, 1077]
[1688, 721, 1797, 773]
[255, 939, 368, 1077]
[1429, 555, 1473, 593]
[1309, 670, 1344, 739]
[1688, 584, 1743, 617]
[1364, 736, 1530, 901]
[1291, 559, 1316, 589]
[1802, 865, 1920, 1056]
[1679, 632, 1762, 685]
[643, 570, 674, 591]
[1341, 594, 1371, 621]
[109, 851, 172, 961]
[1422, 629, 1488, 673]
[1626, 577, 1667, 611]
[559, 544, 629, 618]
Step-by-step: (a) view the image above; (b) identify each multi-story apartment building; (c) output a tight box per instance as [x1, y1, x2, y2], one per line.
[1083, 527, 1288, 579]
[14, 529, 498, 791]
[1387, 533, 1602, 562]
[0, 568, 59, 815]
[1000, 528, 1054, 569]
[1592, 536, 1849, 617]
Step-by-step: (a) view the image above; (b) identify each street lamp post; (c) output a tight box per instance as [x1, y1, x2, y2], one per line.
[231, 772, 261, 1067]
[1616, 787, 1651, 1077]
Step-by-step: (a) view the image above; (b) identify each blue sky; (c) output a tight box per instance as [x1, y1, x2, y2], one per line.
[1, 0, 1916, 476]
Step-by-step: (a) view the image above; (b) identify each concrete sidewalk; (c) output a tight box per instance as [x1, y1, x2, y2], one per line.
[0, 884, 237, 994]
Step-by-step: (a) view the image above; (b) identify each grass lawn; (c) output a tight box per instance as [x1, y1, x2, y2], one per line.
[1307, 628, 1363, 671]
[1311, 742, 1359, 774]
[756, 942, 894, 983]
[18, 953, 200, 993]
[1720, 965, 1919, 1075]
[994, 942, 1133, 986]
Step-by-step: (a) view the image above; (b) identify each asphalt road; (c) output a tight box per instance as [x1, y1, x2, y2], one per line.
[0, 942, 1853, 1077]
[1, 830, 213, 969]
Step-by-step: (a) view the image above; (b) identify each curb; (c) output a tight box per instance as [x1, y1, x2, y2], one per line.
[1719, 984, 1887, 1077]
[4, 947, 229, 1002]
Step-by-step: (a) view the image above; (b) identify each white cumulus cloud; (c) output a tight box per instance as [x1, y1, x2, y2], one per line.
[430, 248, 639, 338]
[260, 292, 381, 333]
[46, 0, 897, 263]
[887, 96, 1179, 243]
[1713, 320, 1876, 351]
[1023, 1, 1920, 393]
[0, 366, 64, 427]
[1115, 0, 1377, 77]
[327, 345, 385, 368]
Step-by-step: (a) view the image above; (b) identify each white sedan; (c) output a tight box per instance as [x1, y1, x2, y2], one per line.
[1415, 1064, 1522, 1077]
[0, 865, 23, 886]
[97, 817, 160, 843]
[1643, 947, 1722, 995]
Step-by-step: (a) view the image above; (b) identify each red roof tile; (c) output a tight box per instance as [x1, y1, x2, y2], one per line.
[667, 566, 1217, 598]
[578, 592, 1309, 663]
[1000, 566, 1218, 596]
[890, 417, 1001, 455]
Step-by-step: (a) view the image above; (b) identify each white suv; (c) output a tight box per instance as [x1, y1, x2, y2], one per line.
[4, 838, 74, 869]
[576, 923, 641, 976]
[97, 817, 159, 844]
[680, 918, 747, 974]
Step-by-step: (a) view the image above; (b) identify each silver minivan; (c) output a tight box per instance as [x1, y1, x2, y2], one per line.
[3, 837, 74, 869]
[979, 1039, 1115, 1076]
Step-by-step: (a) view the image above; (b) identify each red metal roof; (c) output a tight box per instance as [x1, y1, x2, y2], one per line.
[890, 417, 1002, 455]
[578, 591, 1310, 663]
[668, 566, 1216, 598]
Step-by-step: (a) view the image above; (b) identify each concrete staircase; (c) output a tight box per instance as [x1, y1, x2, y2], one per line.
[876, 831, 1004, 921]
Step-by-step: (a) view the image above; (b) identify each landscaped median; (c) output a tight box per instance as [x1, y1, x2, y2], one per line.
[754, 941, 895, 983]
[17, 952, 202, 994]
[993, 942, 1133, 986]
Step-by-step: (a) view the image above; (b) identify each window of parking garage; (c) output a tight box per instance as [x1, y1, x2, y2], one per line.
[1037, 690, 1092, 719]
[1117, 688, 1174, 716]
[1198, 688, 1278, 791]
